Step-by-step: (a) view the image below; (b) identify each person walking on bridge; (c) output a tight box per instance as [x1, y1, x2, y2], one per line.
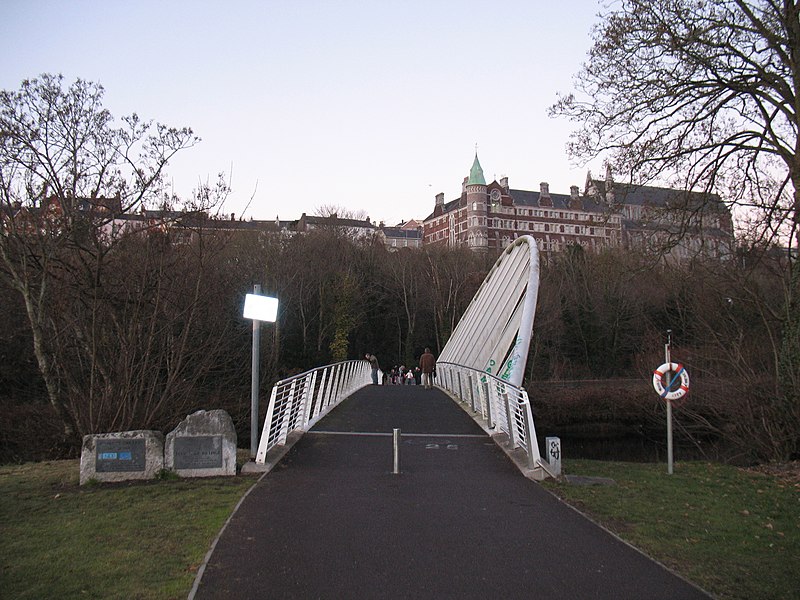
[366, 353, 380, 385]
[419, 347, 436, 389]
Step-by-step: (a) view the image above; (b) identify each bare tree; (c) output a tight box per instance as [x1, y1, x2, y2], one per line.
[551, 1, 799, 240]
[423, 246, 483, 353]
[0, 74, 213, 440]
[551, 0, 800, 459]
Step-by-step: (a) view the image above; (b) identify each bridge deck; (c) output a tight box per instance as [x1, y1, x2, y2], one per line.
[193, 385, 708, 599]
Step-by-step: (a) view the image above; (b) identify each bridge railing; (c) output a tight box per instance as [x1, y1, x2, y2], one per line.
[436, 361, 543, 470]
[255, 359, 372, 464]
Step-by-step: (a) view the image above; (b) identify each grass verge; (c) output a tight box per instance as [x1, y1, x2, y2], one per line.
[542, 460, 799, 600]
[2, 457, 797, 599]
[0, 457, 257, 599]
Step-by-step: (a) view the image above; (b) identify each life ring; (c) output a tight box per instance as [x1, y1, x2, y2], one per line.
[652, 362, 690, 401]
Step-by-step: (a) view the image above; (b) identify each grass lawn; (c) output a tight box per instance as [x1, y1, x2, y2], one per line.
[0, 458, 257, 599]
[542, 460, 800, 600]
[2, 457, 797, 599]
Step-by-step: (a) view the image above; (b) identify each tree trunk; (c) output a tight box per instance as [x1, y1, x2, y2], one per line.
[21, 286, 76, 441]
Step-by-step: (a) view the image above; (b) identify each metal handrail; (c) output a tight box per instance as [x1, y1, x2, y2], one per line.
[436, 361, 544, 471]
[255, 359, 373, 463]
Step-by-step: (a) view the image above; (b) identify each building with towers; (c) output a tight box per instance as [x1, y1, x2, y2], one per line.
[422, 154, 733, 261]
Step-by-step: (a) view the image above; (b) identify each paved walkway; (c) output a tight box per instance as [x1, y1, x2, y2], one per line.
[193, 385, 710, 599]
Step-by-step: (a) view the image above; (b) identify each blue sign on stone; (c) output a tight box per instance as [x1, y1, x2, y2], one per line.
[95, 439, 146, 472]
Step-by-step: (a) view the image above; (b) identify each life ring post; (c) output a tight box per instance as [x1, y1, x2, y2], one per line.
[666, 332, 673, 475]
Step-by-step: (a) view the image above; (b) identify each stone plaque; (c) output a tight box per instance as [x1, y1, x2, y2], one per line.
[95, 438, 146, 472]
[80, 430, 164, 485]
[165, 409, 237, 477]
[174, 436, 223, 470]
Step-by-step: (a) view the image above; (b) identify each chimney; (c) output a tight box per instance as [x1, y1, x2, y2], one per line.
[230, 212, 235, 221]
[570, 186, 581, 210]
[462, 176, 469, 194]
[499, 176, 509, 191]
[539, 182, 553, 207]
[540, 182, 550, 197]
[435, 192, 444, 207]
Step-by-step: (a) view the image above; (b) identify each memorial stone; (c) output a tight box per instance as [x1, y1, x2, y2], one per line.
[80, 430, 164, 485]
[165, 409, 237, 477]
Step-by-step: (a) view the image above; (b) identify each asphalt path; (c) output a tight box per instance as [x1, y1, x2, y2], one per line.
[193, 385, 710, 599]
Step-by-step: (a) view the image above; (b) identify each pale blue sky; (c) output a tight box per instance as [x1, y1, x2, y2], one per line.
[1, 0, 602, 225]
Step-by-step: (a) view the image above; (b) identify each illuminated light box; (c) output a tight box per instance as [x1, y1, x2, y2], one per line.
[243, 294, 278, 322]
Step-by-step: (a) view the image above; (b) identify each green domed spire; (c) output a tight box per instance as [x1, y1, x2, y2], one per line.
[468, 153, 486, 186]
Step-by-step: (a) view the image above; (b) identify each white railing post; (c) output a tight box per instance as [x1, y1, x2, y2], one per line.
[255, 385, 279, 463]
[521, 393, 541, 469]
[341, 362, 351, 396]
[502, 388, 516, 448]
[334, 363, 344, 402]
[282, 378, 299, 443]
[482, 379, 494, 429]
[303, 370, 318, 425]
[314, 369, 323, 416]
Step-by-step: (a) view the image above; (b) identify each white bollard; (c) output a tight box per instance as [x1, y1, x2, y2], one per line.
[546, 436, 562, 476]
[393, 428, 401, 474]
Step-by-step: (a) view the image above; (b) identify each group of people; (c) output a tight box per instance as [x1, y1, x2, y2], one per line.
[365, 347, 436, 389]
[386, 365, 421, 386]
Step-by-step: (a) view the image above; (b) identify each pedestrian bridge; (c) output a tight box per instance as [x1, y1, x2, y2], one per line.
[254, 236, 554, 480]
[196, 382, 710, 599]
[193, 235, 713, 599]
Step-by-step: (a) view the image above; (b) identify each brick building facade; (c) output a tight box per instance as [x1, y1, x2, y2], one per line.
[422, 154, 733, 260]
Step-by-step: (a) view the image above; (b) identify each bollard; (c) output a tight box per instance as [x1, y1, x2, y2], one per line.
[393, 428, 401, 474]
[546, 436, 562, 476]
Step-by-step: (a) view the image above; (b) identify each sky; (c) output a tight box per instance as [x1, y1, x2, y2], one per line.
[1, 0, 604, 226]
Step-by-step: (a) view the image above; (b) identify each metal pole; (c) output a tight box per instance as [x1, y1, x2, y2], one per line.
[250, 284, 262, 459]
[666, 329, 673, 475]
[393, 428, 401, 474]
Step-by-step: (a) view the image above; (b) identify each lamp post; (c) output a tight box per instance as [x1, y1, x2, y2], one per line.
[243, 285, 279, 459]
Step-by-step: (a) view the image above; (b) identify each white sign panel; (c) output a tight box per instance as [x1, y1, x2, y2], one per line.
[243, 294, 278, 322]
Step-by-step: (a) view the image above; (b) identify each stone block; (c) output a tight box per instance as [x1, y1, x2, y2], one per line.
[80, 430, 164, 485]
[165, 409, 237, 477]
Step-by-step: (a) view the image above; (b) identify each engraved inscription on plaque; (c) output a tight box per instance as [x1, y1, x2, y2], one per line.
[174, 436, 222, 470]
[96, 438, 146, 472]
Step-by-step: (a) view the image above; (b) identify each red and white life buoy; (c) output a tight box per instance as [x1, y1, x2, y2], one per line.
[652, 362, 690, 401]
